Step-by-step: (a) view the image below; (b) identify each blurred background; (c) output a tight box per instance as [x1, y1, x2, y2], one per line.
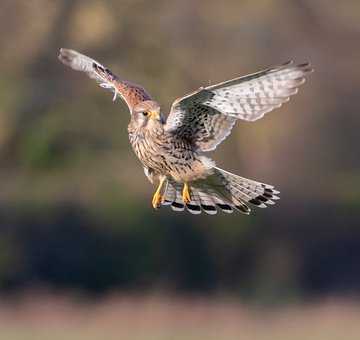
[0, 0, 359, 339]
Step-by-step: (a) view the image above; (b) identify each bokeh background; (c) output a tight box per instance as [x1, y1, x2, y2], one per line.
[0, 1, 359, 339]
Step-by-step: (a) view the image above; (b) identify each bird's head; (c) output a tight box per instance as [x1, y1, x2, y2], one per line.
[131, 100, 165, 128]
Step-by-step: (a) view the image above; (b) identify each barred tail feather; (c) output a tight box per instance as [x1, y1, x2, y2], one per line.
[163, 180, 185, 212]
[161, 168, 279, 215]
[163, 180, 202, 214]
[211, 167, 280, 211]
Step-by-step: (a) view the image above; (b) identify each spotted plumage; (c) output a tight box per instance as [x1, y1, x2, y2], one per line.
[59, 48, 313, 214]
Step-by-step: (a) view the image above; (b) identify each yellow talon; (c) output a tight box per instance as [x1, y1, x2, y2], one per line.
[182, 182, 191, 204]
[152, 191, 163, 209]
[152, 177, 166, 209]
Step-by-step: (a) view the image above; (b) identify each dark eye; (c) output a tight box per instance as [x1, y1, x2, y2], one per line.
[142, 111, 148, 117]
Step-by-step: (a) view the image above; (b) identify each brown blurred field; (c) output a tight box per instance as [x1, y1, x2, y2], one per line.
[0, 294, 360, 340]
[0, 0, 360, 338]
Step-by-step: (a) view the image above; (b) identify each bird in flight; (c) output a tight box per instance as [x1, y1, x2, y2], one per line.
[59, 48, 312, 215]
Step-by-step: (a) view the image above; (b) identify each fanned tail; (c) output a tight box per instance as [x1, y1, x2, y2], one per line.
[161, 167, 279, 215]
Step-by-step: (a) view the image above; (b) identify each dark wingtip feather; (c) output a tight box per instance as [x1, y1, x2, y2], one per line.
[297, 62, 310, 67]
[93, 62, 104, 72]
[105, 67, 116, 80]
[297, 62, 314, 74]
[283, 60, 294, 66]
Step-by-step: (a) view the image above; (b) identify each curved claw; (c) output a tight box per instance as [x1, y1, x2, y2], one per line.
[182, 182, 191, 204]
[151, 177, 166, 209]
[152, 192, 163, 209]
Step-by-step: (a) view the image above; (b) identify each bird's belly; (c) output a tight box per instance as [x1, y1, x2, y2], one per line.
[132, 138, 168, 174]
[132, 138, 211, 182]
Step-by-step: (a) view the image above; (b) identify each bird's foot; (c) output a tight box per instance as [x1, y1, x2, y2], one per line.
[152, 191, 164, 209]
[182, 182, 191, 204]
[152, 177, 166, 209]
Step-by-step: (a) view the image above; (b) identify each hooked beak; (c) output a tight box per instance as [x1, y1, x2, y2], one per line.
[149, 111, 165, 124]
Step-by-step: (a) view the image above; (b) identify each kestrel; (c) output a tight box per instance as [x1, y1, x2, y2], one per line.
[59, 48, 312, 215]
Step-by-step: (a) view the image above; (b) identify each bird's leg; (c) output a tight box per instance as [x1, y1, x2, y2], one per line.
[182, 182, 191, 204]
[152, 177, 166, 209]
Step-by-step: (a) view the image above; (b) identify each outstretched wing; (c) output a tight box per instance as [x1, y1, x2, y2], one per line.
[165, 61, 313, 152]
[58, 48, 152, 113]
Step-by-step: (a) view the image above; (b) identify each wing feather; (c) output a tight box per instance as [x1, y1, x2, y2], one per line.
[165, 61, 313, 152]
[58, 48, 152, 113]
